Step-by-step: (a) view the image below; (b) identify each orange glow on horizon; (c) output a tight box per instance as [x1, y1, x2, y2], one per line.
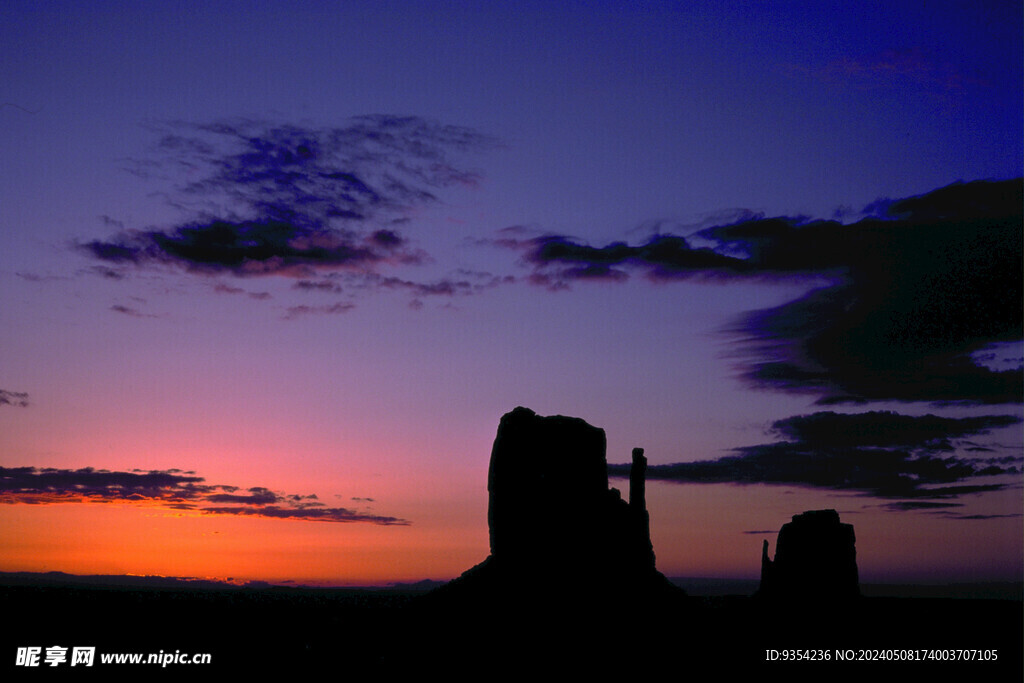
[0, 494, 488, 585]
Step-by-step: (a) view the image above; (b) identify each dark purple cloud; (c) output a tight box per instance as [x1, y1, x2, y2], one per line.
[87, 266, 125, 280]
[510, 179, 1023, 404]
[880, 501, 964, 512]
[205, 486, 279, 505]
[80, 116, 495, 280]
[82, 219, 392, 276]
[0, 390, 29, 408]
[293, 279, 342, 293]
[284, 302, 357, 319]
[0, 466, 408, 525]
[0, 466, 208, 502]
[609, 410, 1022, 512]
[202, 505, 407, 525]
[110, 304, 149, 317]
[281, 269, 514, 316]
[769, 411, 1021, 451]
[212, 282, 271, 299]
[367, 271, 515, 297]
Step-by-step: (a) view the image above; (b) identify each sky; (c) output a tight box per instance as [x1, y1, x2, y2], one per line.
[1, 1, 1021, 587]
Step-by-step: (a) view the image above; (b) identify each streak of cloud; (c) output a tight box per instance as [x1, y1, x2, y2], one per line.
[0, 390, 29, 408]
[609, 410, 1022, 510]
[0, 466, 409, 526]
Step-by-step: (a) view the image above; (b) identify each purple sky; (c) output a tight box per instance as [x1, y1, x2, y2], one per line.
[1, 1, 1021, 585]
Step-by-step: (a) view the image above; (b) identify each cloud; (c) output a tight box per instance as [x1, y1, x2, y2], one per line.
[0, 466, 208, 503]
[293, 279, 342, 293]
[202, 505, 407, 525]
[0, 466, 409, 525]
[525, 233, 751, 281]
[110, 304, 150, 317]
[768, 411, 1021, 451]
[0, 390, 29, 408]
[879, 501, 963, 512]
[609, 410, 1022, 508]
[284, 302, 357, 318]
[875, 501, 1024, 521]
[212, 282, 271, 299]
[361, 271, 514, 298]
[81, 218, 407, 277]
[281, 270, 514, 316]
[80, 115, 495, 281]
[510, 179, 1023, 404]
[205, 486, 279, 505]
[86, 266, 125, 280]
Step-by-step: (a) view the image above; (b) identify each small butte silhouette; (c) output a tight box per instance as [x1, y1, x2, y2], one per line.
[758, 508, 860, 601]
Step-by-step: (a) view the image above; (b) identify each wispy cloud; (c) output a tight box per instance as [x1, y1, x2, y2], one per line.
[0, 466, 409, 525]
[281, 269, 514, 317]
[79, 116, 496, 297]
[0, 390, 29, 408]
[211, 282, 271, 300]
[110, 304, 152, 317]
[284, 302, 357, 319]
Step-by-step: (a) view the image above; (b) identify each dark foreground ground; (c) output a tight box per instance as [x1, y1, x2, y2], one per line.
[4, 580, 1021, 678]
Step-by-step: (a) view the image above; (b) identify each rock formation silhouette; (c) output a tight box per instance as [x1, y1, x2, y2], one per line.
[439, 406, 677, 604]
[758, 509, 860, 600]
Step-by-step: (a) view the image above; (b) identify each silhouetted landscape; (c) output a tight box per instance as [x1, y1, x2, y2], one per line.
[5, 409, 1021, 675]
[6, 3, 1022, 676]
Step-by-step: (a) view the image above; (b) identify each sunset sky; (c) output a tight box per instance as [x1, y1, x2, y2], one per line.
[1, 1, 1021, 587]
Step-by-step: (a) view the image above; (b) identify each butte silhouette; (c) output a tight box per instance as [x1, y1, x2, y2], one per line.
[758, 509, 860, 601]
[435, 406, 680, 607]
